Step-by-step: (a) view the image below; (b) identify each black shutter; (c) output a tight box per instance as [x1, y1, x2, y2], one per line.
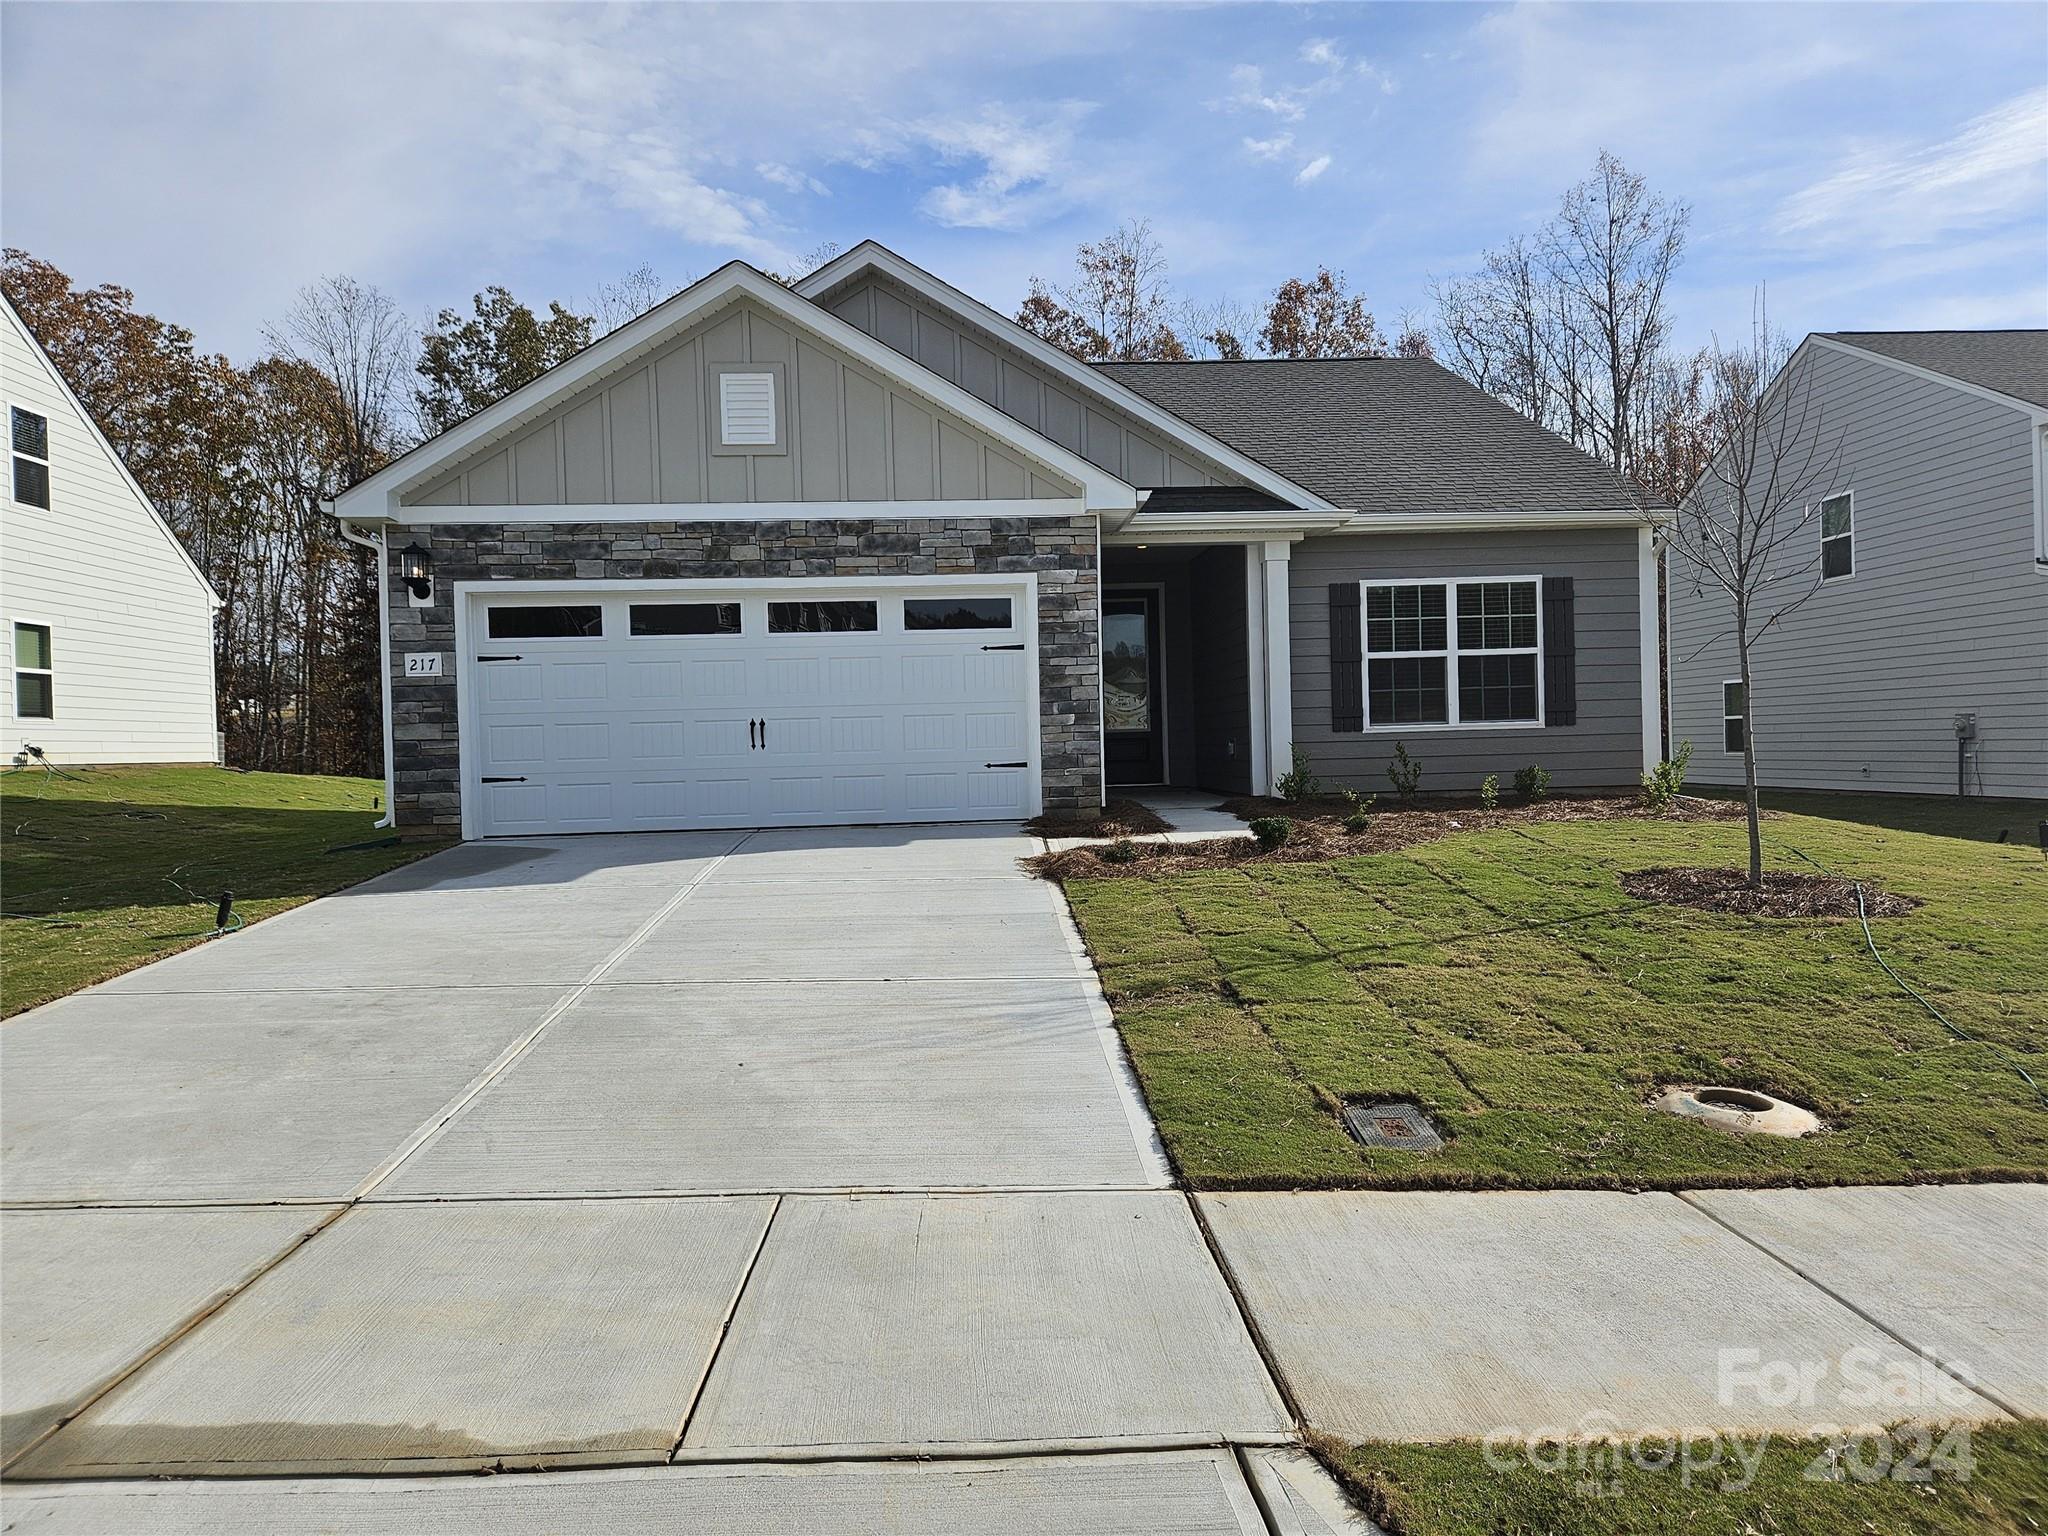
[1329, 583, 1363, 733]
[1542, 576, 1576, 727]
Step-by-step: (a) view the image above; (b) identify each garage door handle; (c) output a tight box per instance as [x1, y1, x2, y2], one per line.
[984, 761, 1026, 769]
[476, 654, 523, 662]
[481, 776, 527, 784]
[759, 718, 768, 749]
[981, 643, 1025, 651]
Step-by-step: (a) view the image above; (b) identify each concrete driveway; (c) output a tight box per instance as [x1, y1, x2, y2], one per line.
[2, 825, 1312, 1529]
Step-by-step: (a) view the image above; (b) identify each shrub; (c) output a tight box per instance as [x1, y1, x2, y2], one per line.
[1641, 739, 1694, 811]
[1386, 741, 1422, 801]
[1099, 838, 1142, 865]
[1276, 744, 1319, 803]
[1339, 786, 1375, 833]
[1479, 774, 1500, 811]
[1514, 764, 1551, 803]
[1248, 816, 1292, 851]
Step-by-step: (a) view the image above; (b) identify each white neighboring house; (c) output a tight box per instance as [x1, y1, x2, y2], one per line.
[2, 294, 220, 765]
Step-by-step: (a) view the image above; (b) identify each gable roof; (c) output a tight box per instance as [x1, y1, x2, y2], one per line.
[794, 242, 1334, 511]
[1, 294, 220, 607]
[332, 261, 1134, 521]
[1816, 330, 2048, 412]
[1097, 357, 1638, 516]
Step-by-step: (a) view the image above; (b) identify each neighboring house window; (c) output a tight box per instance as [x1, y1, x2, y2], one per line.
[1722, 680, 1746, 754]
[1820, 492, 1853, 580]
[13, 623, 53, 718]
[1362, 578, 1541, 727]
[11, 407, 50, 509]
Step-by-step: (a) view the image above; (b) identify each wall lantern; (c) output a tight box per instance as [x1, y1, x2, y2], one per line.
[399, 541, 434, 602]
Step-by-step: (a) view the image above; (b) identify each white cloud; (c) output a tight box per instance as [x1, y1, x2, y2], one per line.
[1227, 64, 1307, 121]
[757, 161, 830, 197]
[1243, 133, 1296, 161]
[1295, 154, 1332, 186]
[905, 101, 1098, 229]
[1773, 87, 2048, 251]
[1301, 38, 1345, 70]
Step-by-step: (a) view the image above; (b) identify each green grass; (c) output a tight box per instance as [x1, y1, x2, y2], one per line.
[1064, 800, 2048, 1190]
[2, 764, 447, 1016]
[1328, 1420, 2048, 1536]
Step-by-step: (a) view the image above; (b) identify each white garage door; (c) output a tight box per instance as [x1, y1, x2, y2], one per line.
[463, 583, 1038, 836]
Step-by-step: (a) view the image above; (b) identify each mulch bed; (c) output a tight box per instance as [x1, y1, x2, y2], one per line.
[1023, 796, 1174, 839]
[1026, 793, 1749, 882]
[1620, 866, 1920, 918]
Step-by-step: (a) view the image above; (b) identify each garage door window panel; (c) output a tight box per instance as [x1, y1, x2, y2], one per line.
[488, 605, 604, 640]
[904, 597, 1013, 631]
[629, 602, 742, 637]
[769, 600, 878, 634]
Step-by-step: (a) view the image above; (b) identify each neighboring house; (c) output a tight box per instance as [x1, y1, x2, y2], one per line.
[1, 296, 220, 766]
[1669, 330, 2048, 801]
[330, 242, 1658, 839]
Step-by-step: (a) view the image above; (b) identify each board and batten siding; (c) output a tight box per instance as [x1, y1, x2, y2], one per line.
[1667, 343, 2047, 798]
[1290, 528, 1645, 792]
[1, 306, 217, 763]
[823, 276, 1234, 491]
[404, 301, 1075, 509]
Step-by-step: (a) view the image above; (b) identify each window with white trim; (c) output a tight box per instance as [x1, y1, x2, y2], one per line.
[1362, 578, 1541, 727]
[13, 623, 53, 718]
[1722, 679, 1746, 755]
[11, 407, 50, 509]
[1820, 492, 1852, 580]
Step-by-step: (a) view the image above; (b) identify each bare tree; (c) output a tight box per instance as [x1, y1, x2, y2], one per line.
[1016, 220, 1187, 361]
[1176, 294, 1260, 360]
[588, 264, 672, 333]
[266, 275, 413, 477]
[1666, 296, 1842, 884]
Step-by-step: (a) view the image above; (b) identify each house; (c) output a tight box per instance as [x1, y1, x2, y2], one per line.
[329, 242, 1660, 839]
[2, 295, 220, 766]
[1668, 330, 2048, 801]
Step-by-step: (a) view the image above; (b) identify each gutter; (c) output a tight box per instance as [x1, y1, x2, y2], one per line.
[330, 508, 396, 830]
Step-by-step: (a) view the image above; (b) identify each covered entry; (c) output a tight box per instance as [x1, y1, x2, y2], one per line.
[459, 578, 1038, 836]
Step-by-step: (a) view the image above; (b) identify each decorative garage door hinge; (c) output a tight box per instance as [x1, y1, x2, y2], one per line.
[480, 776, 528, 784]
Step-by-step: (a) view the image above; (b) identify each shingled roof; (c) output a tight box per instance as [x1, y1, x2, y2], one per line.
[1819, 330, 2048, 411]
[1095, 357, 1636, 515]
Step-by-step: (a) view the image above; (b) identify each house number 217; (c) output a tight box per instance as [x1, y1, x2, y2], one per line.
[404, 653, 444, 678]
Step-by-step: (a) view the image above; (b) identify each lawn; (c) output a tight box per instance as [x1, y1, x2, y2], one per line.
[1061, 796, 2048, 1190]
[1327, 1419, 2048, 1536]
[1, 764, 447, 1016]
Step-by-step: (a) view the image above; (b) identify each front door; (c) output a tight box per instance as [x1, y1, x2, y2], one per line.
[1103, 591, 1163, 786]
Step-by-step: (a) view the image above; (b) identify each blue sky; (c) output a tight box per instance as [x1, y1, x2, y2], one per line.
[4, 2, 2043, 364]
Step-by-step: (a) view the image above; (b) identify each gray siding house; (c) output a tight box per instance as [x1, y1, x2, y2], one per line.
[330, 242, 1658, 839]
[1668, 331, 2048, 801]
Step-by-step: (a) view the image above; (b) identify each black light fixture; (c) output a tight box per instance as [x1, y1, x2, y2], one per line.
[398, 540, 434, 601]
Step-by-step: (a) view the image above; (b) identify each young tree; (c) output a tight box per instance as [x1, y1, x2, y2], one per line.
[1666, 298, 1842, 885]
[415, 286, 594, 436]
[1016, 220, 1188, 362]
[1259, 267, 1386, 358]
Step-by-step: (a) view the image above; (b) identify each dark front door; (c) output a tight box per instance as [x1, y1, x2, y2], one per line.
[1104, 591, 1163, 785]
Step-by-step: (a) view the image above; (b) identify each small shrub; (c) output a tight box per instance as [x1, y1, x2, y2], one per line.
[1641, 739, 1694, 811]
[1098, 838, 1141, 865]
[1276, 744, 1319, 803]
[1340, 786, 1376, 833]
[1479, 774, 1500, 811]
[1248, 816, 1292, 851]
[1514, 763, 1551, 803]
[1386, 741, 1423, 801]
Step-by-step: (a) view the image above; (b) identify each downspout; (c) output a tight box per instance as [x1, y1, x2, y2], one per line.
[332, 512, 396, 829]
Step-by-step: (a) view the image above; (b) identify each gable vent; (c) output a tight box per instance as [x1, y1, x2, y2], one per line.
[718, 372, 777, 446]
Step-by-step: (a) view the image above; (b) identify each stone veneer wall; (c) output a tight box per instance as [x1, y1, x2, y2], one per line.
[386, 516, 1101, 832]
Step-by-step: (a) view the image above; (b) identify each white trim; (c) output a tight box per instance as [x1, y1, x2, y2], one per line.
[1638, 525, 1661, 773]
[1721, 678, 1746, 756]
[1818, 489, 1855, 582]
[1, 296, 221, 608]
[1113, 509, 1354, 542]
[795, 242, 1334, 513]
[335, 519, 396, 827]
[451, 572, 1041, 841]
[1260, 541, 1293, 787]
[333, 264, 1132, 522]
[390, 497, 1084, 527]
[1094, 515, 1107, 809]
[8, 615, 56, 723]
[1356, 574, 1545, 732]
[1243, 547, 1269, 793]
[7, 399, 50, 508]
[1337, 508, 1660, 533]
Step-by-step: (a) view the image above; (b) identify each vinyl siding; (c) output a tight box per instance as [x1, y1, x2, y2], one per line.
[824, 276, 1237, 492]
[1290, 528, 1644, 792]
[1, 307, 217, 763]
[405, 301, 1070, 508]
[1667, 344, 2047, 798]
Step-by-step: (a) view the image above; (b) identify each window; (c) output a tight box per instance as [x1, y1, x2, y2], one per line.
[487, 605, 603, 639]
[11, 407, 49, 509]
[768, 600, 877, 634]
[1820, 492, 1853, 580]
[630, 602, 741, 637]
[1722, 680, 1746, 755]
[1362, 578, 1540, 727]
[718, 372, 777, 447]
[13, 623, 52, 718]
[904, 597, 1012, 630]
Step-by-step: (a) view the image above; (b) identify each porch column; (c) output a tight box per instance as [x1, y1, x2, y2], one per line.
[1260, 540, 1294, 792]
